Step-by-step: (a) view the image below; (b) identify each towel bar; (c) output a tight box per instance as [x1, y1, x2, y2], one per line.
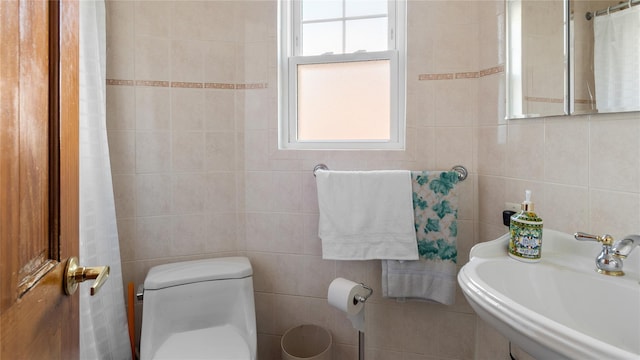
[312, 163, 468, 182]
[313, 163, 329, 176]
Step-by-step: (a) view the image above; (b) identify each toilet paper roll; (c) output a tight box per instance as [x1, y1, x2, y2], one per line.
[328, 278, 367, 332]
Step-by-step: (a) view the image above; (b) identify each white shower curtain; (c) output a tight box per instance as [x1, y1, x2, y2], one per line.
[593, 5, 640, 112]
[79, 1, 131, 359]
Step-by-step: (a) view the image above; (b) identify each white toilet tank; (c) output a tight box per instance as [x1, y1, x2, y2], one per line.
[140, 257, 257, 360]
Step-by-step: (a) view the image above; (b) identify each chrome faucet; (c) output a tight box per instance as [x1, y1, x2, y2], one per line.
[573, 232, 624, 276]
[612, 235, 640, 258]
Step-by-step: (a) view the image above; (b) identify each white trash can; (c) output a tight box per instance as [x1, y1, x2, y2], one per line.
[281, 324, 333, 360]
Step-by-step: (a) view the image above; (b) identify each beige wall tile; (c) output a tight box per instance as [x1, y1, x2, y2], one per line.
[135, 216, 173, 259]
[543, 184, 589, 234]
[171, 172, 207, 214]
[434, 80, 477, 127]
[135, 1, 171, 37]
[475, 318, 510, 359]
[116, 218, 136, 262]
[107, 131, 135, 174]
[300, 256, 336, 298]
[171, 132, 205, 171]
[205, 132, 236, 171]
[506, 122, 545, 181]
[172, 1, 237, 42]
[477, 74, 506, 126]
[136, 87, 171, 130]
[433, 22, 479, 73]
[171, 39, 204, 82]
[204, 90, 236, 131]
[544, 117, 589, 186]
[112, 174, 136, 219]
[477, 125, 507, 176]
[135, 36, 170, 81]
[366, 302, 406, 352]
[135, 131, 171, 173]
[204, 41, 237, 84]
[105, 0, 135, 79]
[590, 189, 640, 240]
[206, 172, 237, 212]
[269, 171, 302, 212]
[106, 85, 135, 130]
[477, 175, 506, 227]
[244, 90, 270, 130]
[170, 214, 207, 256]
[590, 117, 640, 193]
[435, 127, 473, 172]
[136, 174, 172, 216]
[242, 42, 269, 83]
[257, 333, 281, 360]
[205, 212, 238, 253]
[171, 88, 204, 131]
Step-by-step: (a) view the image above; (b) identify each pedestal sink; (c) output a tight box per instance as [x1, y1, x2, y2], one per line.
[458, 229, 640, 359]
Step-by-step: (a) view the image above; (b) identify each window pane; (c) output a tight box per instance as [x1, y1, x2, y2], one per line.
[302, 22, 343, 55]
[346, 18, 388, 53]
[346, 0, 387, 17]
[297, 60, 390, 141]
[302, 0, 342, 21]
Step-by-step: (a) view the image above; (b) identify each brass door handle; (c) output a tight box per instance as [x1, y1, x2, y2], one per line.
[63, 257, 110, 296]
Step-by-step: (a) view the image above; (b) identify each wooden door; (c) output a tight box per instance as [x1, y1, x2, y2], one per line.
[0, 0, 79, 359]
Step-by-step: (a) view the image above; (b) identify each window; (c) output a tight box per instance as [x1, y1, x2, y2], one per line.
[278, 0, 406, 150]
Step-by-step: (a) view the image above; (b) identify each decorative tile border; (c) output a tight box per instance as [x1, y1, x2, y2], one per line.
[525, 96, 595, 105]
[455, 72, 480, 79]
[205, 83, 236, 90]
[236, 83, 268, 90]
[524, 96, 563, 104]
[171, 81, 204, 89]
[479, 65, 504, 77]
[418, 65, 504, 81]
[106, 79, 134, 86]
[110, 65, 505, 87]
[418, 73, 454, 81]
[135, 80, 170, 87]
[106, 79, 268, 90]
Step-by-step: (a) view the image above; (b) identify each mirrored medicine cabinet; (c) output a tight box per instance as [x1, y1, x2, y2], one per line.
[506, 0, 640, 119]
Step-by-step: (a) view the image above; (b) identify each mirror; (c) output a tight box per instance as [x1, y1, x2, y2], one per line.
[506, 0, 640, 119]
[571, 0, 640, 114]
[506, 0, 568, 118]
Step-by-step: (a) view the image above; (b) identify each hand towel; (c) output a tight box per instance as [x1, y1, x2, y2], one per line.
[315, 170, 419, 260]
[382, 171, 460, 305]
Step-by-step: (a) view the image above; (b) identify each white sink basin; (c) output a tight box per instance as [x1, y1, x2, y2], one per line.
[458, 229, 640, 359]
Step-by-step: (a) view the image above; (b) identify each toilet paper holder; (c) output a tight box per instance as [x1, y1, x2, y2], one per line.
[353, 283, 373, 304]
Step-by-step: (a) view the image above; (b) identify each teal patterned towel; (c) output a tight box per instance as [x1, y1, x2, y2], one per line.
[381, 171, 460, 305]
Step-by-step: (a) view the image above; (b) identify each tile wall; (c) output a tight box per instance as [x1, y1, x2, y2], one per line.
[105, 0, 246, 338]
[105, 1, 640, 359]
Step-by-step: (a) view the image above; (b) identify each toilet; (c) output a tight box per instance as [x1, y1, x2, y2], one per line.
[139, 257, 257, 360]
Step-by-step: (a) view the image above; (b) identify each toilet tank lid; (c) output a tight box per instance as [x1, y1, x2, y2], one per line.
[144, 257, 253, 290]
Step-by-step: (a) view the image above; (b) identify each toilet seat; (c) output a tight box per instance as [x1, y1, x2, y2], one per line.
[153, 324, 251, 360]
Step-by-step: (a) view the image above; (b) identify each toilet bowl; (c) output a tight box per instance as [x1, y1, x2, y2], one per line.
[139, 257, 257, 360]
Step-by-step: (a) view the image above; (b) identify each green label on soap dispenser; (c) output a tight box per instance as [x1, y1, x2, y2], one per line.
[508, 212, 543, 261]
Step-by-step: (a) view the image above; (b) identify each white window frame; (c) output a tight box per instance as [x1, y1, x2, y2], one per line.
[278, 0, 407, 150]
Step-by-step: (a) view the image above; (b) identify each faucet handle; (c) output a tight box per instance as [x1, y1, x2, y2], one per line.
[574, 232, 614, 246]
[612, 235, 640, 258]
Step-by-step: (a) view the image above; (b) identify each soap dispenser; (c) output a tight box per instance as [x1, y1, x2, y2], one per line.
[508, 190, 543, 262]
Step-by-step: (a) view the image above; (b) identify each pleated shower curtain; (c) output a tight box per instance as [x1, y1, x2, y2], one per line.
[79, 1, 131, 359]
[593, 5, 640, 112]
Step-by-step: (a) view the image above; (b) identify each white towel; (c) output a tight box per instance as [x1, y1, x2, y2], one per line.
[382, 171, 460, 305]
[315, 170, 419, 260]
